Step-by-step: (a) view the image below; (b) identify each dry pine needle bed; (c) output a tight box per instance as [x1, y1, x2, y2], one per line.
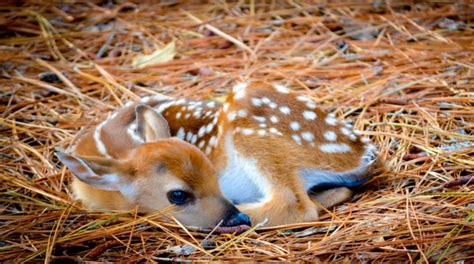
[1, 1, 473, 262]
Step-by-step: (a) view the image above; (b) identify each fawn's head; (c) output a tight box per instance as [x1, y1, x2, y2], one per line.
[58, 105, 250, 228]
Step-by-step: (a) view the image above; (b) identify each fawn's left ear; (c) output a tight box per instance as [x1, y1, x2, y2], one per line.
[56, 151, 124, 191]
[135, 104, 171, 142]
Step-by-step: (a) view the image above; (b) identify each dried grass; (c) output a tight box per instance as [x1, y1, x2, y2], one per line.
[1, 1, 473, 262]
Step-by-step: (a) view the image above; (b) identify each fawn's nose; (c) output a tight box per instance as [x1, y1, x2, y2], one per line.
[222, 210, 251, 227]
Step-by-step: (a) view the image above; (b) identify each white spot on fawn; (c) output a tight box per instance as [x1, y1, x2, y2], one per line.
[349, 134, 357, 141]
[253, 116, 266, 123]
[156, 101, 175, 113]
[301, 132, 314, 142]
[212, 116, 219, 125]
[198, 126, 206, 137]
[251, 97, 262, 107]
[185, 113, 191, 119]
[306, 102, 317, 109]
[198, 140, 206, 148]
[269, 115, 279, 123]
[233, 88, 247, 100]
[303, 111, 317, 120]
[269, 127, 283, 136]
[291, 134, 302, 145]
[319, 143, 351, 153]
[274, 84, 290, 93]
[176, 127, 186, 139]
[257, 130, 267, 136]
[227, 112, 236, 121]
[290, 121, 300, 131]
[207, 101, 216, 108]
[323, 131, 337, 141]
[279, 106, 291, 115]
[237, 109, 247, 117]
[193, 111, 202, 118]
[268, 102, 277, 109]
[209, 135, 217, 147]
[233, 82, 247, 93]
[325, 116, 337, 126]
[186, 131, 193, 141]
[361, 137, 371, 143]
[176, 112, 182, 119]
[176, 99, 186, 105]
[242, 128, 254, 135]
[205, 145, 212, 155]
[191, 134, 197, 144]
[340, 127, 352, 136]
[206, 123, 214, 133]
[296, 95, 311, 102]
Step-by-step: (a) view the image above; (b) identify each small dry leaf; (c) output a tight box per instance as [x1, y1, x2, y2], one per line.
[132, 40, 176, 69]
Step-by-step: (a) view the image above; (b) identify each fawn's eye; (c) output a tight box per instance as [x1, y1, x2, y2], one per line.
[167, 190, 193, 205]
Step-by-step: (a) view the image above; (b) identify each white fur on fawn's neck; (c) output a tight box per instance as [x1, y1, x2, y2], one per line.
[218, 133, 273, 205]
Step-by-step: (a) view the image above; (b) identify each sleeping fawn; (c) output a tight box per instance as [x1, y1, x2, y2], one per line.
[57, 104, 251, 228]
[58, 82, 381, 227]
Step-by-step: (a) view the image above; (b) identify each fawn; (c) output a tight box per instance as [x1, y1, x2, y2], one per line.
[58, 82, 381, 227]
[57, 104, 250, 228]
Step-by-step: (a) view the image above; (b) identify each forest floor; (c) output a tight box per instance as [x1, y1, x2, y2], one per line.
[1, 1, 473, 262]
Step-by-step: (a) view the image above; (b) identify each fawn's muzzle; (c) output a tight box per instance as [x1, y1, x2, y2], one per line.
[222, 207, 251, 227]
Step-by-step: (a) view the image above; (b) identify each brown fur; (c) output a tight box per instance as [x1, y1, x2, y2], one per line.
[61, 82, 382, 227]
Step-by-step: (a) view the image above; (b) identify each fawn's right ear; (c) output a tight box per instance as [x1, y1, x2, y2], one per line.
[56, 151, 123, 191]
[135, 104, 171, 142]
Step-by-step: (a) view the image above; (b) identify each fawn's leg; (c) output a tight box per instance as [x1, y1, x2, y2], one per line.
[231, 164, 320, 226]
[218, 134, 320, 226]
[309, 187, 353, 209]
[238, 183, 320, 226]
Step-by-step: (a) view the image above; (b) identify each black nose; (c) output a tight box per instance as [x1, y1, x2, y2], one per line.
[222, 210, 251, 227]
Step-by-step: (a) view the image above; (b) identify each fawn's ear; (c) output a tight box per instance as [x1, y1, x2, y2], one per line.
[56, 151, 123, 191]
[135, 104, 171, 142]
